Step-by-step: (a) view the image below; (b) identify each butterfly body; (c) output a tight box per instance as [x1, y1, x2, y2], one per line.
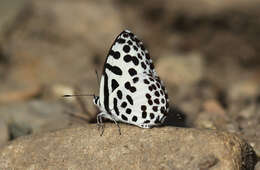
[94, 30, 169, 129]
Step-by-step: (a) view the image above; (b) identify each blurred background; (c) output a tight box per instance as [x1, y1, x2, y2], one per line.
[0, 0, 259, 162]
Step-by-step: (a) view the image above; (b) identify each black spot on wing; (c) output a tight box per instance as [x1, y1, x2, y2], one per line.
[150, 63, 155, 70]
[155, 115, 161, 124]
[126, 95, 133, 105]
[127, 40, 133, 45]
[152, 106, 158, 112]
[128, 32, 134, 37]
[145, 53, 150, 59]
[160, 107, 166, 114]
[111, 79, 119, 92]
[105, 63, 122, 75]
[132, 57, 139, 65]
[137, 53, 142, 59]
[166, 102, 169, 110]
[161, 98, 165, 104]
[123, 45, 130, 53]
[121, 114, 128, 121]
[123, 33, 129, 38]
[133, 77, 139, 83]
[141, 62, 147, 69]
[140, 44, 145, 51]
[128, 68, 137, 76]
[132, 116, 137, 122]
[109, 50, 120, 59]
[144, 79, 150, 84]
[94, 96, 99, 105]
[154, 98, 160, 104]
[142, 111, 147, 118]
[124, 81, 136, 93]
[117, 90, 122, 99]
[154, 91, 160, 97]
[125, 82, 131, 89]
[117, 38, 125, 44]
[113, 98, 120, 115]
[141, 105, 147, 111]
[121, 101, 127, 108]
[103, 73, 110, 114]
[149, 77, 155, 82]
[126, 108, 132, 114]
[144, 120, 150, 124]
[130, 87, 136, 93]
[124, 55, 132, 62]
[145, 93, 151, 99]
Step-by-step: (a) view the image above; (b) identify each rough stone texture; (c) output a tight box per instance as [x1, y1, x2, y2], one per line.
[0, 124, 256, 170]
[156, 53, 204, 87]
[0, 100, 71, 139]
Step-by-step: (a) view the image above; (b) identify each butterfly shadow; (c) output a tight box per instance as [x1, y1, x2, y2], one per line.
[161, 105, 187, 128]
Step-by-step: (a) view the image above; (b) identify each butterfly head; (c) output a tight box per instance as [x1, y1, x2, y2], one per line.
[93, 95, 100, 106]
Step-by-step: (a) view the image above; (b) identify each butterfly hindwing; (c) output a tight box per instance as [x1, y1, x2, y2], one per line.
[110, 73, 169, 128]
[95, 30, 169, 128]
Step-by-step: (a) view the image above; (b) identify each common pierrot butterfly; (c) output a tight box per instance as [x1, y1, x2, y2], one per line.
[93, 30, 169, 134]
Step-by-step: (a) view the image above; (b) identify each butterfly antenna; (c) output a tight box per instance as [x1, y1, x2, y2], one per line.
[62, 94, 95, 97]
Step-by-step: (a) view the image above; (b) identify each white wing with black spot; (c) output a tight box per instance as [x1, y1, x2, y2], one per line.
[94, 30, 169, 128]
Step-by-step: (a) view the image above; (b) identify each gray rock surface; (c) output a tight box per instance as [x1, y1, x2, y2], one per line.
[0, 100, 71, 139]
[0, 124, 256, 170]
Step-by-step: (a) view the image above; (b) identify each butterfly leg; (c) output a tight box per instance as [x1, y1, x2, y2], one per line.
[97, 111, 121, 135]
[107, 109, 121, 135]
[110, 116, 121, 135]
[97, 113, 105, 136]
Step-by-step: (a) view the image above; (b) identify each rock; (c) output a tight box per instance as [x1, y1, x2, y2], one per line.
[0, 124, 257, 169]
[234, 101, 260, 159]
[177, 98, 201, 126]
[194, 111, 232, 131]
[202, 99, 226, 115]
[156, 52, 204, 87]
[228, 78, 259, 102]
[194, 99, 241, 133]
[0, 100, 71, 139]
[0, 120, 8, 147]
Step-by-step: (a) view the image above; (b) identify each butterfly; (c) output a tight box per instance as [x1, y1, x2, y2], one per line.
[93, 30, 169, 135]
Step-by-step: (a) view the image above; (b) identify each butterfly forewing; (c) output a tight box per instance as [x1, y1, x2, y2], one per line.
[95, 30, 169, 128]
